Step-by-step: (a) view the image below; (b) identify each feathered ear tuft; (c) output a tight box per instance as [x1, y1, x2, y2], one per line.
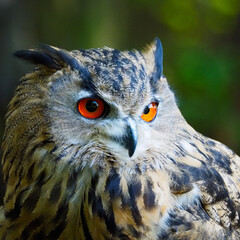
[142, 38, 163, 86]
[14, 48, 61, 70]
[14, 44, 81, 71]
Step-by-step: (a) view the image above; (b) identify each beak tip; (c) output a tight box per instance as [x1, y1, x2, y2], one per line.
[128, 142, 137, 158]
[128, 150, 134, 158]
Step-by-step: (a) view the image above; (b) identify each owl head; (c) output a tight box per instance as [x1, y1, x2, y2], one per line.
[6, 38, 183, 174]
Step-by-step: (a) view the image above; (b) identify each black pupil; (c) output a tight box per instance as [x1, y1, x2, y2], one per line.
[143, 106, 150, 115]
[86, 100, 99, 112]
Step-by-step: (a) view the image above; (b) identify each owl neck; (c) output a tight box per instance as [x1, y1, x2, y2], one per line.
[1, 149, 173, 239]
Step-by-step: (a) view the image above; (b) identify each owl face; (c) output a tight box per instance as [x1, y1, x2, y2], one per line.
[13, 39, 181, 166]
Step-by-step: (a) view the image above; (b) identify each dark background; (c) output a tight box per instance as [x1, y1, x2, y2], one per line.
[0, 0, 240, 202]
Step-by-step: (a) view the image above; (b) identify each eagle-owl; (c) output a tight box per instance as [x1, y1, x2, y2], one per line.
[1, 38, 240, 239]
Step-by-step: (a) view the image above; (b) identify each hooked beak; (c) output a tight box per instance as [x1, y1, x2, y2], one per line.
[119, 118, 138, 158]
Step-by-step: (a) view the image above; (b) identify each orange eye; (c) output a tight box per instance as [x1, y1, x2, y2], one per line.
[78, 98, 105, 119]
[141, 102, 158, 122]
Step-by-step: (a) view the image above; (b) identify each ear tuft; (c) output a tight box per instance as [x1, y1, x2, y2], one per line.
[14, 44, 81, 71]
[142, 37, 163, 85]
[14, 48, 61, 70]
[39, 44, 80, 70]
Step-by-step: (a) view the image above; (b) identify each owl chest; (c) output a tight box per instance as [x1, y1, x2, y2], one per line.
[77, 171, 172, 240]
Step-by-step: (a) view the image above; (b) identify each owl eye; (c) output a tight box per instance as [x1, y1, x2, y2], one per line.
[141, 102, 158, 122]
[78, 98, 105, 119]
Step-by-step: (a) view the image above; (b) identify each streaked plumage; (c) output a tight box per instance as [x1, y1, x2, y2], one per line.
[1, 38, 240, 239]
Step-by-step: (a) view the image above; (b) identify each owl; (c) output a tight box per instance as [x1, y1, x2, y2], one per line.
[0, 38, 240, 240]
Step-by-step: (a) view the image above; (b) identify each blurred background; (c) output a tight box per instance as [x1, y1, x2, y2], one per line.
[0, 0, 239, 201]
